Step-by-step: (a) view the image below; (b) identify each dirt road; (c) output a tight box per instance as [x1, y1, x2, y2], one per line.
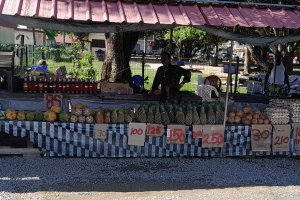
[1, 157, 299, 200]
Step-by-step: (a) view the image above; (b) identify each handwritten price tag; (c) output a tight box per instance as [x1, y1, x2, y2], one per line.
[166, 125, 186, 144]
[272, 124, 290, 152]
[43, 93, 62, 110]
[128, 123, 146, 146]
[94, 124, 107, 140]
[146, 124, 163, 137]
[202, 125, 224, 148]
[193, 125, 203, 138]
[251, 124, 271, 151]
[293, 123, 300, 153]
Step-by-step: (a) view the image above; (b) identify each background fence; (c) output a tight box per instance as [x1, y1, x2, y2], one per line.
[0, 43, 246, 93]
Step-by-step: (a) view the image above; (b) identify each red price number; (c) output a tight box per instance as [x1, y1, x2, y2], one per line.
[45, 94, 62, 109]
[296, 127, 300, 138]
[252, 129, 270, 141]
[169, 128, 185, 143]
[202, 133, 223, 144]
[274, 136, 289, 146]
[130, 128, 143, 135]
[147, 125, 163, 136]
[193, 131, 203, 138]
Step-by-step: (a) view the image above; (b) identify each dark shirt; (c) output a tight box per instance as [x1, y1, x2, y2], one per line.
[151, 64, 191, 102]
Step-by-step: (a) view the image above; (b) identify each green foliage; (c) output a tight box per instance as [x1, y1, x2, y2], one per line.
[165, 26, 206, 58]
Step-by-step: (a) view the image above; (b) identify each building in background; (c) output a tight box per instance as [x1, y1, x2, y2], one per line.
[0, 21, 45, 46]
[133, 35, 156, 54]
[14, 25, 45, 46]
[0, 20, 16, 44]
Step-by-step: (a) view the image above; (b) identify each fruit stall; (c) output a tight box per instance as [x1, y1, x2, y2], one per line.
[0, 50, 299, 158]
[0, 1, 300, 158]
[0, 95, 299, 157]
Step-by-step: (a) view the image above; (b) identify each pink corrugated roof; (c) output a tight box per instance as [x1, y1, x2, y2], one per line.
[1, 0, 300, 29]
[46, 34, 77, 43]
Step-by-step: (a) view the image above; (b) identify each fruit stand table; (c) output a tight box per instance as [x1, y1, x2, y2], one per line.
[0, 91, 201, 111]
[0, 121, 296, 157]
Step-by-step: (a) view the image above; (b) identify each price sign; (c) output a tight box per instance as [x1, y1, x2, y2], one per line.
[43, 93, 62, 110]
[128, 123, 146, 146]
[251, 124, 271, 151]
[193, 125, 203, 138]
[272, 124, 291, 152]
[166, 125, 186, 144]
[146, 124, 163, 137]
[94, 124, 107, 140]
[202, 125, 224, 148]
[293, 123, 300, 153]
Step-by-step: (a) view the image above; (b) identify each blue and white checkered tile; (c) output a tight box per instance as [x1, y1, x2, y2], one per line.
[0, 121, 295, 157]
[225, 125, 292, 156]
[225, 125, 252, 156]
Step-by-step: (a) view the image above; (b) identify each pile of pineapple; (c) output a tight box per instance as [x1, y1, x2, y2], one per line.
[93, 100, 225, 125]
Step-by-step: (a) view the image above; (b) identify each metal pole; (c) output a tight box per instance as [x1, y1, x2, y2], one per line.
[32, 28, 36, 45]
[169, 29, 173, 54]
[26, 45, 28, 67]
[221, 36, 234, 158]
[32, 45, 34, 65]
[234, 56, 239, 93]
[223, 28, 235, 127]
[142, 52, 145, 89]
[20, 35, 24, 70]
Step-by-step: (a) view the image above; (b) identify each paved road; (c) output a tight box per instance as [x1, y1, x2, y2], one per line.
[0, 157, 299, 200]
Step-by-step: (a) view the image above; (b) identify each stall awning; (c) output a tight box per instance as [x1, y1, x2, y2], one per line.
[1, 0, 300, 33]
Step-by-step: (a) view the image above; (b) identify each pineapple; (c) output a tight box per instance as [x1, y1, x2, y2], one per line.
[117, 109, 124, 124]
[168, 104, 175, 123]
[192, 107, 200, 125]
[185, 106, 193, 126]
[154, 106, 162, 124]
[138, 107, 147, 123]
[207, 104, 215, 125]
[129, 107, 135, 122]
[176, 107, 185, 125]
[147, 107, 155, 124]
[111, 109, 118, 124]
[215, 105, 224, 124]
[200, 106, 207, 125]
[135, 107, 142, 122]
[124, 109, 133, 123]
[104, 111, 111, 124]
[161, 105, 170, 125]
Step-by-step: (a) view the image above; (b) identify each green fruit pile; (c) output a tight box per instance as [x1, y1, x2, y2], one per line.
[0, 112, 4, 120]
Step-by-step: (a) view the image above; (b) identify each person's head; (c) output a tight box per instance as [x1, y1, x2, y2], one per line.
[275, 51, 282, 66]
[160, 52, 171, 67]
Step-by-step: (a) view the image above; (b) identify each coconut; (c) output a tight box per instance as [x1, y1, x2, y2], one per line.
[229, 112, 235, 118]
[252, 119, 258, 124]
[253, 114, 259, 119]
[234, 116, 241, 124]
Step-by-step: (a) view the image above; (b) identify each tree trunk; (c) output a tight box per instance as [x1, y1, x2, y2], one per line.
[244, 45, 251, 75]
[123, 32, 139, 87]
[102, 32, 139, 86]
[247, 44, 269, 71]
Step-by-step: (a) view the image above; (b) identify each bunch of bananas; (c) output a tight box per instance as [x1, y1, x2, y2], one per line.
[31, 70, 40, 76]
